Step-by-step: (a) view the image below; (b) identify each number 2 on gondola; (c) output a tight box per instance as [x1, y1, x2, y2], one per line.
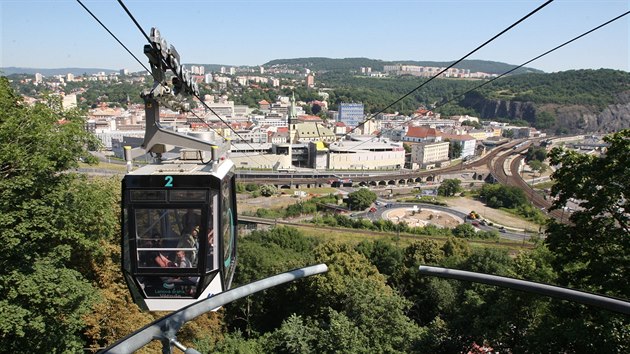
[164, 176, 173, 187]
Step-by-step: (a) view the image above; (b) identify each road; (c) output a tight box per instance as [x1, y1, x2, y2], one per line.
[354, 202, 530, 242]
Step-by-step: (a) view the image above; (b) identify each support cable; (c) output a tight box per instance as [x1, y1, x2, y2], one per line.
[115, 0, 275, 164]
[341, 0, 555, 140]
[77, 0, 274, 165]
[349, 9, 630, 151]
[76, 0, 152, 75]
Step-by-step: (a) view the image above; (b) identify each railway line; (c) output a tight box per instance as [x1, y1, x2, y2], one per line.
[489, 140, 564, 222]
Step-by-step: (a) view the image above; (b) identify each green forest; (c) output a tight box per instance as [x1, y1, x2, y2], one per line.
[1, 77, 629, 352]
[472, 69, 630, 109]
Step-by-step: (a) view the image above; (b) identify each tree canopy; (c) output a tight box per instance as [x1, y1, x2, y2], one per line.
[0, 77, 115, 352]
[438, 179, 462, 197]
[347, 188, 377, 210]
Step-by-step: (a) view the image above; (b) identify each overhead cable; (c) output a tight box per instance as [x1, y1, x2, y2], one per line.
[361, 9, 630, 148]
[115, 0, 273, 163]
[341, 0, 555, 140]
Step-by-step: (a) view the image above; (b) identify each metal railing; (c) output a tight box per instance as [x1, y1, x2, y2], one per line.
[102, 264, 328, 354]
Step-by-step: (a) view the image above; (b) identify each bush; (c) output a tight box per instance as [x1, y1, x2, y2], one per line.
[260, 184, 277, 197]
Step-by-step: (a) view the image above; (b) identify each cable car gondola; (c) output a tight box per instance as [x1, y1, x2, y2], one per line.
[121, 152, 237, 311]
[121, 28, 237, 311]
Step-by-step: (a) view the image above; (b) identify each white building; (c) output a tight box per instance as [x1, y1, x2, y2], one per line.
[325, 139, 405, 170]
[410, 141, 450, 169]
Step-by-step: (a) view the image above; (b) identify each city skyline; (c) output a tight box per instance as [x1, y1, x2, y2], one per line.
[1, 0, 629, 73]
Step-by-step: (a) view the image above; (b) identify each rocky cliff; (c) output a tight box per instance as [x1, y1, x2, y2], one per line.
[461, 91, 630, 133]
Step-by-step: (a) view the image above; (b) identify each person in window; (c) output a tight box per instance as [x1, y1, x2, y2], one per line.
[151, 236, 175, 268]
[178, 226, 198, 265]
[176, 250, 192, 268]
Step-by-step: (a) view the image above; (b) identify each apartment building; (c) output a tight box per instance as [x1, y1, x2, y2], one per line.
[410, 141, 450, 169]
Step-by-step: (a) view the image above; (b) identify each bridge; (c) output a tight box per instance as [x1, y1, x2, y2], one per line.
[235, 140, 520, 189]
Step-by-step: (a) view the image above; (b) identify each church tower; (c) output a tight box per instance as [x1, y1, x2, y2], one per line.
[287, 92, 297, 169]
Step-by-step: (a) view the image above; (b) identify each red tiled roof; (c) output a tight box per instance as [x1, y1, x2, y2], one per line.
[406, 126, 438, 138]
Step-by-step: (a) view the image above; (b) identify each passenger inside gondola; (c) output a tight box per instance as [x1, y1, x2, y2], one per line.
[177, 225, 198, 265]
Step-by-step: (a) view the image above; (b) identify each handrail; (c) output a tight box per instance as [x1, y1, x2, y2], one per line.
[418, 265, 630, 315]
[102, 264, 329, 353]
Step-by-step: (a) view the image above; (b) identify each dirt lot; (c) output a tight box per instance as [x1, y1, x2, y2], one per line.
[446, 197, 539, 231]
[384, 208, 462, 228]
[237, 194, 304, 214]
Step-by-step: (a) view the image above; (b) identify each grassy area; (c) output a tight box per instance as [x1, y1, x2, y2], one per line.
[79, 161, 127, 172]
[533, 180, 555, 190]
[291, 224, 532, 252]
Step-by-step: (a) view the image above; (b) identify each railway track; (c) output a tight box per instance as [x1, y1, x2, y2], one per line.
[489, 141, 564, 222]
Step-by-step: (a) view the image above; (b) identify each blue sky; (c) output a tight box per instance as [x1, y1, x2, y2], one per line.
[1, 0, 628, 73]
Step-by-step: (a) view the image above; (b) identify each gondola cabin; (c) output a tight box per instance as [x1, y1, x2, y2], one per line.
[121, 153, 237, 311]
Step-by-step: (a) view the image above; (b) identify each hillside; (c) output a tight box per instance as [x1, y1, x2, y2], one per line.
[455, 69, 630, 133]
[263, 57, 543, 75]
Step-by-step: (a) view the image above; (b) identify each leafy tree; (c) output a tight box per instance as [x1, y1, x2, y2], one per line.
[479, 183, 527, 209]
[447, 140, 463, 159]
[0, 77, 111, 352]
[547, 130, 629, 296]
[438, 178, 462, 197]
[528, 159, 547, 175]
[308, 242, 424, 352]
[535, 111, 556, 129]
[347, 188, 377, 210]
[525, 145, 547, 162]
[225, 227, 315, 336]
[452, 223, 477, 239]
[461, 120, 482, 129]
[311, 103, 322, 115]
[355, 239, 403, 279]
[537, 130, 630, 351]
[441, 237, 471, 260]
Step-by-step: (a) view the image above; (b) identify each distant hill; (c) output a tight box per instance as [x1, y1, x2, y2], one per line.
[0, 67, 121, 76]
[263, 57, 543, 75]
